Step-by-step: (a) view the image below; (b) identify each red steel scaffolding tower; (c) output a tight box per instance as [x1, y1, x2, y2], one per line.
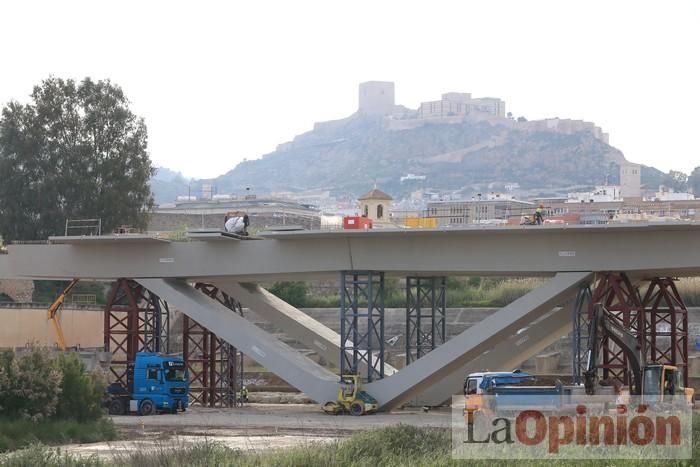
[573, 272, 688, 388]
[182, 283, 244, 407]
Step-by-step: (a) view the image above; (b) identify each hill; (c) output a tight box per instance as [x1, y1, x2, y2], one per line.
[204, 115, 661, 199]
[149, 116, 669, 203]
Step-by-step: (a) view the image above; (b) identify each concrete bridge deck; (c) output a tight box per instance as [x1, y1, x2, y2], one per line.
[1, 223, 698, 409]
[0, 222, 699, 281]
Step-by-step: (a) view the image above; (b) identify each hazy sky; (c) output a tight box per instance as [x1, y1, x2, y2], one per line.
[1, 1, 698, 179]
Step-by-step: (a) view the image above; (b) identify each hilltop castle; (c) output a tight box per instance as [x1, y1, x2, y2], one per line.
[357, 81, 608, 143]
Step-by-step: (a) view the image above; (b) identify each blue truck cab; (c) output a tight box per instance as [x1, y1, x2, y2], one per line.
[107, 352, 189, 416]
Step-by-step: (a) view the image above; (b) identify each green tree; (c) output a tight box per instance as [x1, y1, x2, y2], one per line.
[0, 349, 62, 421]
[689, 166, 700, 195]
[0, 77, 154, 242]
[53, 354, 105, 422]
[661, 170, 688, 192]
[268, 281, 308, 307]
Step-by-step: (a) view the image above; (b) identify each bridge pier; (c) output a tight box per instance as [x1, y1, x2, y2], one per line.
[405, 277, 446, 364]
[572, 282, 593, 384]
[340, 271, 386, 382]
[103, 279, 170, 385]
[180, 283, 243, 408]
[640, 277, 689, 386]
[573, 273, 689, 388]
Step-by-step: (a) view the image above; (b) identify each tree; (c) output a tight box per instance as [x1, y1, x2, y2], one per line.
[0, 77, 154, 242]
[268, 281, 307, 307]
[689, 166, 700, 195]
[661, 170, 688, 192]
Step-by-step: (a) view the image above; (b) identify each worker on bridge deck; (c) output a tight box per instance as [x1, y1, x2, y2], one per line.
[224, 211, 250, 235]
[534, 204, 545, 225]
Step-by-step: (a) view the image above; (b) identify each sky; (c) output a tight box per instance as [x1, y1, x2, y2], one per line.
[0, 1, 698, 179]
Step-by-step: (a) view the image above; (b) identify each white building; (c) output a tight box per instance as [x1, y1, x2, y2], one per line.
[566, 186, 622, 203]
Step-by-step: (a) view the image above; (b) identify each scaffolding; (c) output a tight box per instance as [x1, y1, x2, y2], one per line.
[340, 271, 385, 382]
[405, 277, 446, 364]
[573, 272, 689, 388]
[571, 283, 592, 384]
[182, 283, 243, 407]
[640, 277, 689, 386]
[103, 279, 170, 386]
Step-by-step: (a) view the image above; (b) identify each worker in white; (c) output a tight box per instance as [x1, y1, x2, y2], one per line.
[224, 212, 249, 235]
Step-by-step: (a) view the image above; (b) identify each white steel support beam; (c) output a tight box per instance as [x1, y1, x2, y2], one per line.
[364, 272, 592, 409]
[412, 303, 574, 406]
[209, 280, 398, 376]
[138, 278, 339, 404]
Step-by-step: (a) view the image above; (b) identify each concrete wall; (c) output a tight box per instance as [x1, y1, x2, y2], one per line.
[0, 305, 104, 349]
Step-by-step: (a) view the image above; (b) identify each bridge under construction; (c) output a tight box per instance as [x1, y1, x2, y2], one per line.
[1, 222, 698, 409]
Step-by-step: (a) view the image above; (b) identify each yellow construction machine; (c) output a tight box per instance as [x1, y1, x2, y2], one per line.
[47, 279, 80, 351]
[322, 375, 378, 416]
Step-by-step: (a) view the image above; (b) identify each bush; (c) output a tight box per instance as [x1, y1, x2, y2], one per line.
[0, 417, 116, 454]
[0, 348, 107, 425]
[53, 354, 105, 422]
[0, 349, 62, 421]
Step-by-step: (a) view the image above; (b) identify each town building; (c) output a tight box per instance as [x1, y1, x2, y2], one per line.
[427, 194, 533, 226]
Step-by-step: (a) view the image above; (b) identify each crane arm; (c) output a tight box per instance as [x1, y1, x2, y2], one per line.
[47, 279, 80, 351]
[584, 303, 645, 395]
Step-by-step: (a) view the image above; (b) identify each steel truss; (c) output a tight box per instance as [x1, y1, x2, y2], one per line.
[575, 273, 689, 389]
[405, 277, 446, 364]
[589, 272, 643, 386]
[640, 277, 689, 386]
[103, 278, 170, 385]
[571, 283, 593, 384]
[182, 283, 244, 407]
[340, 271, 385, 382]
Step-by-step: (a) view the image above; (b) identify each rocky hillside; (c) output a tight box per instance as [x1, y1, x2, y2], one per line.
[208, 117, 644, 197]
[151, 116, 665, 201]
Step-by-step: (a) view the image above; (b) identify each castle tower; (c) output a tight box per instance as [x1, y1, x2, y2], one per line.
[358, 81, 395, 116]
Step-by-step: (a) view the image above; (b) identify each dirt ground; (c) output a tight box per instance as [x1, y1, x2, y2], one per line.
[63, 404, 451, 459]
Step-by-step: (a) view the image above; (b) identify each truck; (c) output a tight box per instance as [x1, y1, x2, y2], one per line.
[107, 352, 189, 416]
[464, 303, 694, 423]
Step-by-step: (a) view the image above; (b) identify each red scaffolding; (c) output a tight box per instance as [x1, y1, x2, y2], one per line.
[182, 283, 243, 407]
[103, 279, 170, 386]
[640, 277, 689, 386]
[587, 272, 688, 387]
